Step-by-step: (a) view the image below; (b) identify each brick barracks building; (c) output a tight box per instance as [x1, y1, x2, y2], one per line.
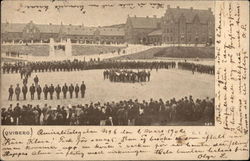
[1, 6, 214, 45]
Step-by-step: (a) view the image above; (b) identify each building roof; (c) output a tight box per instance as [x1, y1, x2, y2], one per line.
[64, 26, 96, 36]
[128, 16, 161, 29]
[148, 29, 163, 36]
[1, 22, 124, 36]
[165, 7, 214, 24]
[1, 23, 26, 33]
[99, 28, 125, 36]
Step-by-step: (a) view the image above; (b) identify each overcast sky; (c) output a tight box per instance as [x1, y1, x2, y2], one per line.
[2, 0, 215, 27]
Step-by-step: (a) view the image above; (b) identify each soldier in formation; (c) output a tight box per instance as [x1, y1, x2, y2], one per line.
[2, 60, 177, 74]
[7, 82, 86, 101]
[178, 62, 214, 75]
[104, 69, 151, 83]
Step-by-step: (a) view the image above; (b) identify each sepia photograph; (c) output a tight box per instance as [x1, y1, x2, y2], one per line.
[1, 0, 215, 126]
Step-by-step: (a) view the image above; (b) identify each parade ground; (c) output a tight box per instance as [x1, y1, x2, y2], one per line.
[1, 68, 214, 108]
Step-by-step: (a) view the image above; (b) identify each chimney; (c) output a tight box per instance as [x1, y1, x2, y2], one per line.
[146, 16, 149, 18]
[190, 7, 193, 11]
[49, 22, 52, 25]
[134, 15, 136, 18]
[167, 5, 170, 9]
[153, 15, 157, 18]
[177, 6, 180, 9]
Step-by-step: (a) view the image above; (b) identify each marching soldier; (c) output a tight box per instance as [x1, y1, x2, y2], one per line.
[49, 84, 55, 100]
[55, 84, 61, 99]
[36, 85, 42, 100]
[43, 84, 49, 100]
[80, 81, 86, 98]
[23, 76, 28, 86]
[62, 83, 68, 99]
[8, 85, 14, 101]
[34, 75, 39, 87]
[69, 84, 74, 99]
[29, 84, 36, 100]
[75, 84, 80, 98]
[15, 84, 21, 101]
[147, 71, 151, 81]
[22, 84, 28, 100]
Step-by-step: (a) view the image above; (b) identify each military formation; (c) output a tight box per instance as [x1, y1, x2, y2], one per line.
[2, 60, 176, 74]
[8, 79, 86, 101]
[178, 62, 215, 75]
[104, 69, 151, 83]
[1, 96, 214, 126]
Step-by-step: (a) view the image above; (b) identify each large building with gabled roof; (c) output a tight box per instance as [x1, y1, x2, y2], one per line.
[1, 5, 214, 45]
[161, 5, 215, 45]
[1, 21, 125, 44]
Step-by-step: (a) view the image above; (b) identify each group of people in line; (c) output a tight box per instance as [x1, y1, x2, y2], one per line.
[178, 62, 215, 75]
[1, 96, 214, 126]
[8, 80, 86, 101]
[104, 69, 151, 83]
[2, 60, 176, 74]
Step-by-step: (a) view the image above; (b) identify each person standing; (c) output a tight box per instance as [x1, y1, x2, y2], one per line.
[22, 84, 28, 100]
[8, 85, 14, 101]
[75, 84, 79, 98]
[36, 85, 42, 100]
[29, 84, 36, 100]
[55, 84, 61, 99]
[69, 84, 74, 99]
[80, 81, 86, 98]
[15, 84, 21, 101]
[43, 84, 49, 100]
[23, 76, 28, 86]
[34, 75, 39, 87]
[62, 83, 68, 99]
[49, 84, 54, 100]
[13, 103, 21, 125]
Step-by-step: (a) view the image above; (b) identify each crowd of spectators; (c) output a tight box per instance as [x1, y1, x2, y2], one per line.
[1, 96, 214, 126]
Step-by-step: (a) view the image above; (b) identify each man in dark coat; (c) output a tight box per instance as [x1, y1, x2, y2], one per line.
[80, 81, 86, 98]
[49, 84, 54, 100]
[8, 85, 14, 101]
[62, 83, 68, 99]
[75, 84, 80, 98]
[34, 75, 39, 86]
[36, 85, 42, 100]
[23, 76, 28, 86]
[15, 84, 21, 101]
[69, 84, 74, 99]
[29, 84, 36, 100]
[55, 84, 61, 99]
[13, 103, 21, 125]
[43, 84, 49, 100]
[22, 84, 28, 100]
